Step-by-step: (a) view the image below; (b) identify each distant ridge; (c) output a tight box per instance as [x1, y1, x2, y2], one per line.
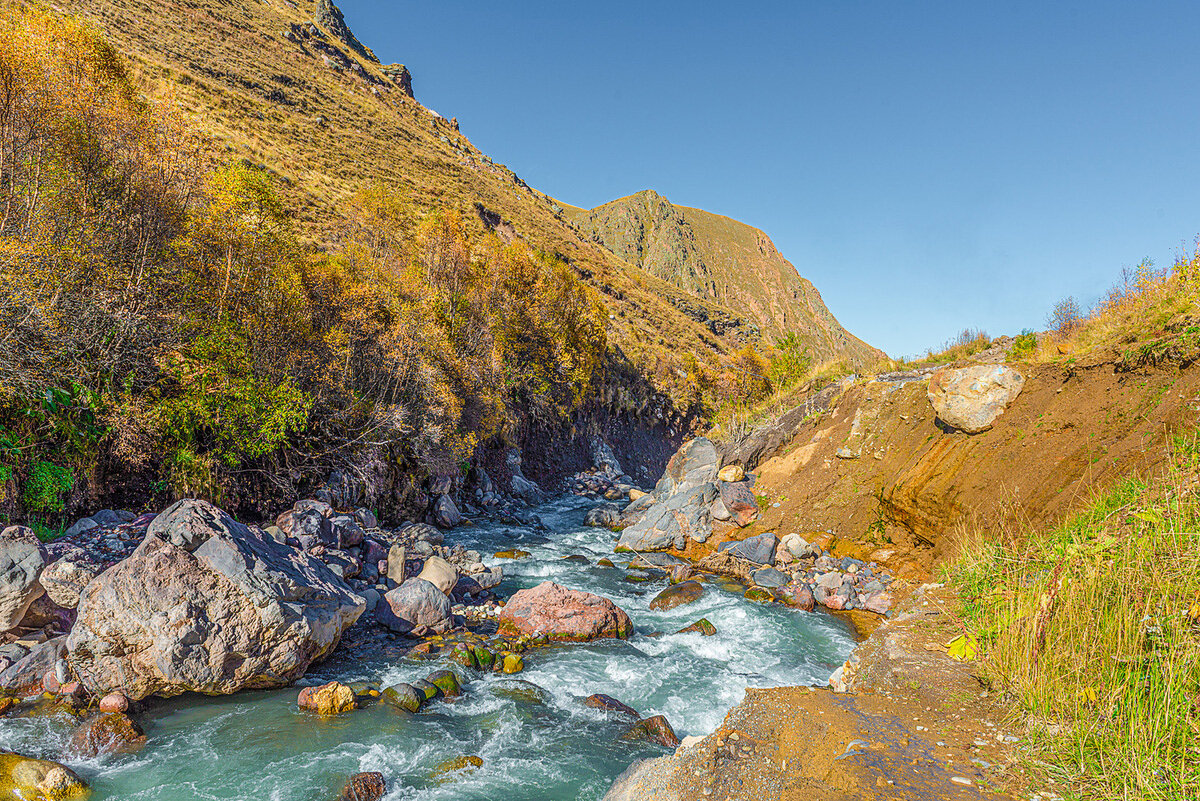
[568, 190, 882, 366]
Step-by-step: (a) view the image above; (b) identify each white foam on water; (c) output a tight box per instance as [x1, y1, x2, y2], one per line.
[31, 497, 855, 800]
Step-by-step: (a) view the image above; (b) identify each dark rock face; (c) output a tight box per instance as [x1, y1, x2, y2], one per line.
[719, 377, 853, 470]
[66, 499, 365, 700]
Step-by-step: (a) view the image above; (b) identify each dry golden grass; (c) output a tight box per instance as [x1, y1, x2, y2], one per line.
[56, 0, 747, 406]
[946, 438, 1200, 800]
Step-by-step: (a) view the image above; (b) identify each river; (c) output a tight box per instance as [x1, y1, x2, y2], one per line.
[1, 496, 857, 800]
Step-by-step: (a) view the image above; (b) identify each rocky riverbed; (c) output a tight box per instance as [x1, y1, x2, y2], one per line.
[0, 434, 874, 800]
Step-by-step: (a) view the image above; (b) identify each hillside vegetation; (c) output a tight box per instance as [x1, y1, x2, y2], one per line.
[0, 1, 889, 526]
[569, 190, 881, 366]
[0, 4, 616, 522]
[54, 0, 768, 397]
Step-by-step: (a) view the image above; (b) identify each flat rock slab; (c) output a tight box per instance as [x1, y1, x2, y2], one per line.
[717, 532, 777, 566]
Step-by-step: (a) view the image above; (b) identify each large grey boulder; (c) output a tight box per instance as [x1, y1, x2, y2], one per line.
[0, 635, 66, 695]
[374, 578, 452, 635]
[506, 448, 547, 505]
[927, 365, 1025, 433]
[717, 531, 777, 565]
[431, 494, 464, 528]
[66, 499, 365, 700]
[652, 437, 720, 501]
[616, 483, 716, 552]
[0, 526, 47, 631]
[40, 549, 103, 609]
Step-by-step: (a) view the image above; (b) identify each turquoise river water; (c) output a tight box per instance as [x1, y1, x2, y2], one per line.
[1, 497, 857, 800]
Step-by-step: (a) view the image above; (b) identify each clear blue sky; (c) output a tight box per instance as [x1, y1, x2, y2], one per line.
[339, 1, 1200, 358]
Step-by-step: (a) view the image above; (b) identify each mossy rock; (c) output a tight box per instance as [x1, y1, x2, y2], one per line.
[493, 550, 530, 560]
[561, 554, 589, 564]
[472, 644, 495, 669]
[381, 683, 423, 713]
[450, 645, 477, 670]
[426, 670, 462, 699]
[490, 679, 550, 705]
[744, 587, 773, 603]
[676, 618, 717, 636]
[411, 679, 441, 702]
[648, 580, 705, 611]
[597, 558, 616, 568]
[0, 752, 89, 800]
[502, 653, 524, 674]
[430, 755, 482, 784]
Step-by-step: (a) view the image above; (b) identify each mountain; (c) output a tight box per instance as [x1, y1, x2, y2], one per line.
[567, 190, 882, 366]
[55, 0, 760, 396]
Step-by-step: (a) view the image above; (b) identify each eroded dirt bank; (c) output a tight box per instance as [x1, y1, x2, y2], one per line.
[746, 353, 1200, 579]
[607, 353, 1200, 800]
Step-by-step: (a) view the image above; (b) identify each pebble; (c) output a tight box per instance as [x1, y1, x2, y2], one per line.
[951, 777, 973, 786]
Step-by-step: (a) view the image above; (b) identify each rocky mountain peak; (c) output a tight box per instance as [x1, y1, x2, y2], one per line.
[314, 0, 378, 63]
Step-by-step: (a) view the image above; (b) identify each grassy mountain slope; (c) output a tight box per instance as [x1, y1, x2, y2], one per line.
[568, 190, 882, 366]
[56, 0, 756, 398]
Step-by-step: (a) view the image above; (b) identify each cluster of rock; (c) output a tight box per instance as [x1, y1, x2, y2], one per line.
[567, 436, 645, 503]
[608, 437, 760, 552]
[585, 694, 681, 749]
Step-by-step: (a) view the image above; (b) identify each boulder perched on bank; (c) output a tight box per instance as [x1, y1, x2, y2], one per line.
[375, 578, 452, 635]
[0, 526, 47, 632]
[927, 365, 1025, 433]
[498, 581, 633, 641]
[66, 499, 365, 700]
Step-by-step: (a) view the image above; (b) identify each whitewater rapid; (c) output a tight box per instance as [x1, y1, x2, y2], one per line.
[0, 496, 856, 800]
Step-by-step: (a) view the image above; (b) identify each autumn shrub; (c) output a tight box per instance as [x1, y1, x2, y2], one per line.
[0, 5, 616, 511]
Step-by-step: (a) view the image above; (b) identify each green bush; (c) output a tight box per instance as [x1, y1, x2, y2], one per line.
[1010, 328, 1037, 359]
[22, 460, 73, 515]
[154, 326, 312, 469]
